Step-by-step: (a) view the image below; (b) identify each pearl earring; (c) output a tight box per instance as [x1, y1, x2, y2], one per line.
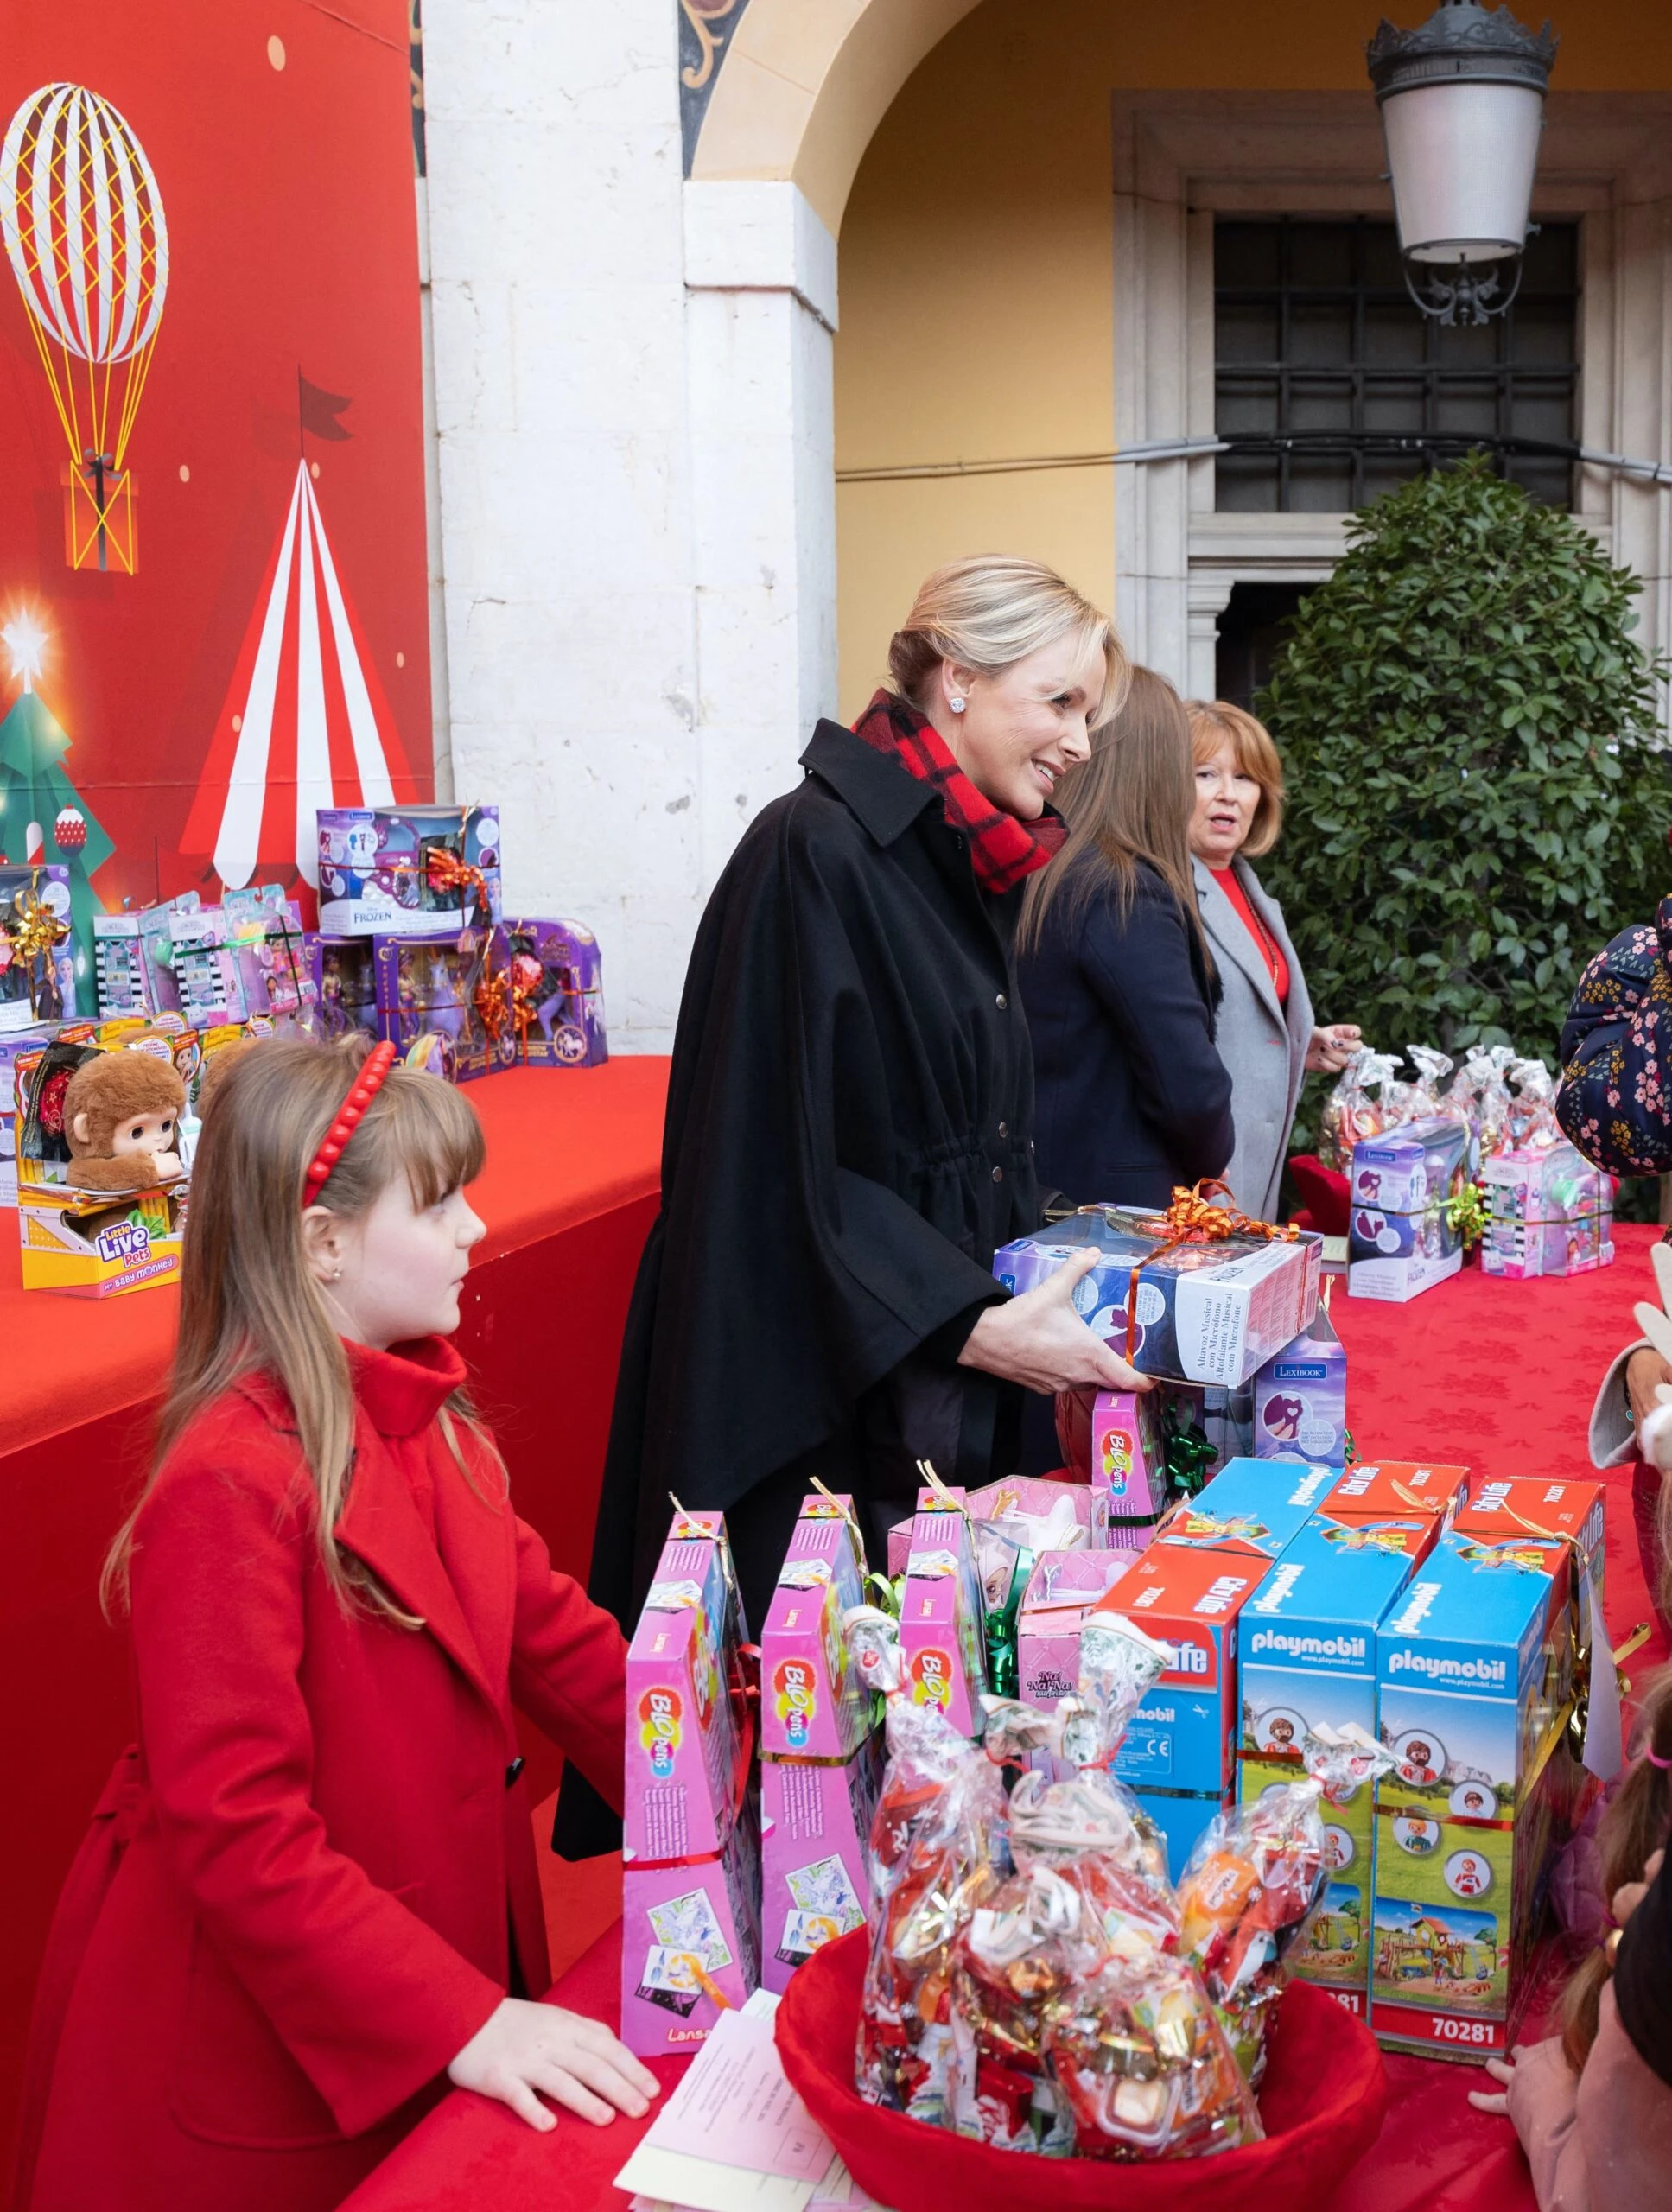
[950, 696, 966, 715]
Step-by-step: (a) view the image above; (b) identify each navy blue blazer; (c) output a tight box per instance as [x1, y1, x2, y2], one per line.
[1018, 856, 1236, 1212]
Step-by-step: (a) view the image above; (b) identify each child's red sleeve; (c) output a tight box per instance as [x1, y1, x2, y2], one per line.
[506, 1515, 628, 1813]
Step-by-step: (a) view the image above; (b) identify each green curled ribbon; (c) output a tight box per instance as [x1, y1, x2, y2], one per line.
[983, 1545, 1035, 1701]
[1445, 1179, 1489, 1251]
[1159, 1394, 1217, 1500]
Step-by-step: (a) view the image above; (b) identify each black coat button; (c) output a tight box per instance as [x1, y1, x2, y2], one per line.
[992, 1166, 1004, 1184]
[997, 1120, 1008, 1139]
[995, 992, 1008, 1011]
[505, 1756, 526, 1789]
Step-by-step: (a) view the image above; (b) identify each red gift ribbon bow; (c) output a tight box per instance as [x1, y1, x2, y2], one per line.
[1116, 1178, 1300, 1361]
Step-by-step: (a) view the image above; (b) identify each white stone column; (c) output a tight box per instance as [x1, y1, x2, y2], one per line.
[683, 181, 840, 899]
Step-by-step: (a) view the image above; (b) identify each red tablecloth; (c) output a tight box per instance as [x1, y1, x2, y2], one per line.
[0, 1058, 671, 2177]
[346, 1224, 1667, 2212]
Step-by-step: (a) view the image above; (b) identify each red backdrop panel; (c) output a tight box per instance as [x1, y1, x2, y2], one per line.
[0, 0, 429, 912]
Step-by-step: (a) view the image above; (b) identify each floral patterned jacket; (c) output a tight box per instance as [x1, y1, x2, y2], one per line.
[1556, 898, 1672, 1175]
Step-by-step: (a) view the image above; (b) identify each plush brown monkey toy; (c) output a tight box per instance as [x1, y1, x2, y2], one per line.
[61, 1051, 188, 1192]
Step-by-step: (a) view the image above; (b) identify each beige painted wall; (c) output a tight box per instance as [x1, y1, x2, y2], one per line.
[833, 0, 1672, 718]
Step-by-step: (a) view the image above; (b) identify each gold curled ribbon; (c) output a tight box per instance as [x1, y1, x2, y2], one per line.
[5, 888, 71, 1014]
[1115, 1179, 1301, 1361]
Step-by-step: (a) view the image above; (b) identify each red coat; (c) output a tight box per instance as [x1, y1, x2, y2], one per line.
[15, 1338, 627, 2212]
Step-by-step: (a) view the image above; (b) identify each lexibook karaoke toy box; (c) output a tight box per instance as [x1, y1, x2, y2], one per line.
[1372, 1530, 1593, 2059]
[759, 1494, 881, 1994]
[1347, 1117, 1469, 1304]
[1236, 1491, 1446, 2015]
[621, 1508, 761, 2054]
[1254, 1309, 1348, 1464]
[1151, 1457, 1337, 1567]
[1090, 1546, 1272, 1877]
[897, 1486, 989, 1737]
[994, 1207, 1322, 1388]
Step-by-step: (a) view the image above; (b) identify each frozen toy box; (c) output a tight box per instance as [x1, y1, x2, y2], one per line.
[1347, 1118, 1467, 1304]
[1481, 1141, 1614, 1280]
[995, 1206, 1322, 1387]
[621, 1508, 760, 2053]
[317, 804, 500, 937]
[1372, 1530, 1593, 2059]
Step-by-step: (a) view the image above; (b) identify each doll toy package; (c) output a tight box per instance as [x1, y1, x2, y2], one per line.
[1347, 1117, 1468, 1305]
[92, 897, 193, 1020]
[1254, 1308, 1348, 1465]
[760, 1494, 881, 1993]
[497, 917, 608, 1069]
[372, 930, 505, 1084]
[315, 935, 379, 1041]
[0, 865, 78, 1031]
[1236, 1497, 1441, 2014]
[1480, 1138, 1615, 1280]
[621, 1506, 760, 2052]
[13, 1028, 188, 1294]
[317, 804, 501, 937]
[1371, 1530, 1594, 2058]
[995, 1207, 1323, 1389]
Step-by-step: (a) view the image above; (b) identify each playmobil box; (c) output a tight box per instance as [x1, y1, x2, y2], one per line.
[1016, 1549, 1136, 1711]
[1325, 1461, 1469, 1526]
[1254, 1308, 1348, 1464]
[1091, 1547, 1268, 1819]
[760, 1732, 882, 1996]
[898, 1486, 989, 1737]
[1453, 1477, 1605, 1610]
[499, 916, 609, 1069]
[621, 1789, 762, 2053]
[1054, 1386, 1171, 1550]
[623, 1509, 751, 1871]
[1481, 1141, 1615, 1280]
[1371, 1531, 1589, 2056]
[994, 1208, 1323, 1387]
[0, 865, 78, 1030]
[1237, 1503, 1440, 2011]
[1153, 1457, 1337, 1566]
[1347, 1119, 1468, 1303]
[373, 930, 504, 1085]
[317, 803, 502, 937]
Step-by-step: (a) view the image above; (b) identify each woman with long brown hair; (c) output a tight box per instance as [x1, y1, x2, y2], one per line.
[1016, 664, 1234, 1217]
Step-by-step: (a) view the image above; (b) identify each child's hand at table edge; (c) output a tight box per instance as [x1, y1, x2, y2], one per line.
[448, 1998, 660, 2131]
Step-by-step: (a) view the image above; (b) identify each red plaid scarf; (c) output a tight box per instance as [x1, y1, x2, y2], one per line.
[851, 689, 1065, 896]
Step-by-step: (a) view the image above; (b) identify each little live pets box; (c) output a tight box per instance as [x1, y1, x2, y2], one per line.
[1481, 1141, 1615, 1280]
[622, 1508, 760, 2052]
[994, 1209, 1322, 1388]
[898, 1487, 988, 1737]
[1254, 1309, 1348, 1465]
[1347, 1118, 1468, 1303]
[499, 917, 608, 1069]
[760, 1495, 879, 1993]
[1091, 1547, 1271, 1875]
[0, 865, 78, 1030]
[1237, 1501, 1440, 2012]
[317, 804, 501, 937]
[1153, 1458, 1337, 1567]
[1372, 1532, 1591, 2057]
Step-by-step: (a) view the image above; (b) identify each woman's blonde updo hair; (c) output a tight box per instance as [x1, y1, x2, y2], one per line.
[887, 556, 1129, 729]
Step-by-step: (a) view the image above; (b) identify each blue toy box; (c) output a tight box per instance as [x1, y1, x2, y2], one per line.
[995, 1209, 1322, 1387]
[1347, 1118, 1469, 1304]
[1153, 1457, 1338, 1566]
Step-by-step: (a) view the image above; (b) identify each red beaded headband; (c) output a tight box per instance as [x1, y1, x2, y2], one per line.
[301, 1041, 397, 1208]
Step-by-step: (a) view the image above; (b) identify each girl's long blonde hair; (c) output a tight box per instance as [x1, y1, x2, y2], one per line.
[102, 1033, 495, 1624]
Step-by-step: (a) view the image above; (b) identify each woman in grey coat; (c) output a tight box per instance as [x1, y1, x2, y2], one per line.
[1186, 700, 1361, 1221]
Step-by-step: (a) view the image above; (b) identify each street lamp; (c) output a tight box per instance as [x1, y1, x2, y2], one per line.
[1367, 2, 1557, 326]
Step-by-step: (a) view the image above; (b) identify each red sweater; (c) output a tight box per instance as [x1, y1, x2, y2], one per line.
[17, 1338, 628, 2212]
[1210, 864, 1290, 1005]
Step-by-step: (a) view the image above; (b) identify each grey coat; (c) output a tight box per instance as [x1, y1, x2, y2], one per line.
[1191, 855, 1314, 1222]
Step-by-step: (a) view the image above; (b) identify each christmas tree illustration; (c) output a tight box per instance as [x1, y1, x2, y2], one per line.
[0, 613, 114, 993]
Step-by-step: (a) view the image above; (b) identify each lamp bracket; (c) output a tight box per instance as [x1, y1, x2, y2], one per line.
[1402, 251, 1526, 326]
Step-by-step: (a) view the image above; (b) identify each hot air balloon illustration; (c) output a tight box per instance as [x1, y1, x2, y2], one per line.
[0, 83, 168, 575]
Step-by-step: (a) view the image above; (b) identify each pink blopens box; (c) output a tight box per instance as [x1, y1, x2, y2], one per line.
[897, 1487, 988, 1738]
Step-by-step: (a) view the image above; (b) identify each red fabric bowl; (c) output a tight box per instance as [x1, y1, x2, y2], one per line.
[774, 1929, 1386, 2212]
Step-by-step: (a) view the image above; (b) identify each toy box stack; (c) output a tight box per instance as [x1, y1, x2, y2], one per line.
[1253, 1307, 1348, 1464]
[1348, 1117, 1468, 1303]
[92, 887, 319, 1033]
[897, 1485, 989, 1737]
[994, 1207, 1322, 1386]
[1373, 1527, 1593, 2058]
[2, 866, 78, 1029]
[621, 1508, 760, 2054]
[758, 1495, 881, 1993]
[1481, 1141, 1615, 1279]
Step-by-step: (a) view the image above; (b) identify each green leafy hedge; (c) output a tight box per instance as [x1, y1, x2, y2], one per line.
[1258, 453, 1671, 1155]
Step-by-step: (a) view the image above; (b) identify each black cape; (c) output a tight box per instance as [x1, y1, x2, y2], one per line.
[555, 721, 1045, 1856]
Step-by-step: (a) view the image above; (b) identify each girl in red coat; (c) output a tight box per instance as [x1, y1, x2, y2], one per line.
[15, 1037, 657, 2212]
